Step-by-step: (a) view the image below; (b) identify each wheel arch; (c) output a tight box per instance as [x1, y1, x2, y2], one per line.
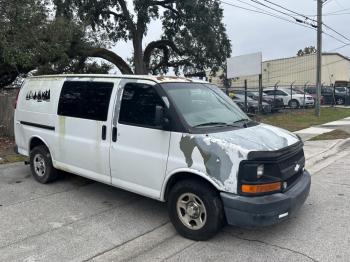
[161, 169, 223, 202]
[28, 136, 51, 154]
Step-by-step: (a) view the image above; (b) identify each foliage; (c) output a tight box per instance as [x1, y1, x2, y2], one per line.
[54, 0, 232, 75]
[297, 46, 317, 57]
[0, 0, 111, 88]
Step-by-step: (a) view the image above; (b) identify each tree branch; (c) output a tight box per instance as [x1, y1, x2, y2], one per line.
[143, 39, 182, 68]
[117, 0, 136, 33]
[101, 10, 124, 20]
[83, 48, 133, 74]
[147, 0, 179, 15]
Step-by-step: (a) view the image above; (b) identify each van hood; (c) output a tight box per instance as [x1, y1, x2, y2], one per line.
[208, 123, 299, 152]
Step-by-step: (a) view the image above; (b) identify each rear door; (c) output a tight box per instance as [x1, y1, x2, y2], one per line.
[110, 80, 171, 199]
[54, 80, 114, 184]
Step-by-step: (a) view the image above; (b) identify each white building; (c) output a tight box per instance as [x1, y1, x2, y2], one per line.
[208, 53, 350, 88]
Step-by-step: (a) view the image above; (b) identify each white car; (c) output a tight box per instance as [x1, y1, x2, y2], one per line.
[263, 88, 315, 108]
[14, 75, 311, 240]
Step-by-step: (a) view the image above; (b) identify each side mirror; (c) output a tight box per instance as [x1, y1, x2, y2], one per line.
[155, 105, 170, 130]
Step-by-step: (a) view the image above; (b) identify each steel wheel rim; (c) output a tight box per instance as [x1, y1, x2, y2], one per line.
[33, 154, 46, 177]
[290, 101, 297, 108]
[176, 193, 207, 230]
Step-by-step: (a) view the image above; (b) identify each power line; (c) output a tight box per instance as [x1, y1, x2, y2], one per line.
[221, 0, 350, 51]
[257, 0, 350, 44]
[322, 23, 350, 42]
[243, 0, 350, 46]
[220, 1, 315, 30]
[328, 43, 350, 51]
[260, 0, 317, 22]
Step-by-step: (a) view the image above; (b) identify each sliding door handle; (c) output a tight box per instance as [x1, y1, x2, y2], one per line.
[102, 125, 107, 140]
[112, 126, 117, 142]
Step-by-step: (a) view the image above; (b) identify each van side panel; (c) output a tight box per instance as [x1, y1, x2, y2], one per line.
[15, 78, 64, 156]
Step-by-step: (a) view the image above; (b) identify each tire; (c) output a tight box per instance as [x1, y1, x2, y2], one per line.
[167, 179, 224, 241]
[288, 99, 300, 109]
[336, 97, 345, 105]
[30, 145, 58, 184]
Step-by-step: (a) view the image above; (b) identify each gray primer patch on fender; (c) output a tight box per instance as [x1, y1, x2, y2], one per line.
[180, 135, 233, 182]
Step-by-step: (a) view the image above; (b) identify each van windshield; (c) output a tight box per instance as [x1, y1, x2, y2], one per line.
[162, 83, 248, 128]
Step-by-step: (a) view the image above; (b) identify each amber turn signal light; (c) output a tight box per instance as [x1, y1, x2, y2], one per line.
[241, 182, 281, 194]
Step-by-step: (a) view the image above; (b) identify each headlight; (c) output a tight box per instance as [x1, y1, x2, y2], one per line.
[257, 164, 264, 178]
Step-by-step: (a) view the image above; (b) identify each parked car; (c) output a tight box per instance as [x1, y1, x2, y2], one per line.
[14, 75, 310, 240]
[298, 87, 325, 105]
[230, 93, 272, 114]
[235, 90, 284, 112]
[304, 86, 347, 105]
[263, 87, 315, 109]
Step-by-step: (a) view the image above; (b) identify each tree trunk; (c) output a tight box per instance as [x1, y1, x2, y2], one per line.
[133, 34, 147, 75]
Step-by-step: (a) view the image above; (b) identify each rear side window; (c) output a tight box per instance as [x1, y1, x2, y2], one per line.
[119, 83, 165, 128]
[58, 81, 113, 121]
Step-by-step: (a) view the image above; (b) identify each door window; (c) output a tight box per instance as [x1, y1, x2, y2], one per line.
[58, 81, 113, 121]
[118, 83, 165, 128]
[264, 90, 274, 95]
[275, 90, 288, 96]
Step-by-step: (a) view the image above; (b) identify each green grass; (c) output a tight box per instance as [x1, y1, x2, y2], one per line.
[310, 129, 350, 141]
[0, 154, 27, 164]
[255, 108, 350, 132]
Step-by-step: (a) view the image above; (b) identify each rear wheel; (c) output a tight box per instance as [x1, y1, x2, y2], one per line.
[30, 145, 58, 183]
[167, 179, 224, 241]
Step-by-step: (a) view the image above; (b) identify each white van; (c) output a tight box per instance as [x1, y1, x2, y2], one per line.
[14, 75, 311, 240]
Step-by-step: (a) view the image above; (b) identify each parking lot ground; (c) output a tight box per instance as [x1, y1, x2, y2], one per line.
[0, 143, 350, 262]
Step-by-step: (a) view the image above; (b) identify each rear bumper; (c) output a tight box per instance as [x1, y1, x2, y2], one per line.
[221, 170, 311, 227]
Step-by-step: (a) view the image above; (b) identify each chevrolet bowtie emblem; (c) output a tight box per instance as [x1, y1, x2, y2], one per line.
[294, 163, 300, 172]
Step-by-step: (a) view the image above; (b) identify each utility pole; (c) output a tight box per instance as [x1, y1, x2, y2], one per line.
[315, 0, 323, 117]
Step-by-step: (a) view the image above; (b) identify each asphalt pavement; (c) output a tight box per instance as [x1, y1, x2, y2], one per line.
[0, 142, 350, 262]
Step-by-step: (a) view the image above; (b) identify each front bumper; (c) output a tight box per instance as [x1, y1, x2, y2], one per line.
[221, 170, 311, 227]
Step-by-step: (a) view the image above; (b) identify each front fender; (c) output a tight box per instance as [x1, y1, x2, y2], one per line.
[160, 167, 225, 201]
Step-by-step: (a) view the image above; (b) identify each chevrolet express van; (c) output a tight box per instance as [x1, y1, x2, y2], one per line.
[14, 75, 311, 240]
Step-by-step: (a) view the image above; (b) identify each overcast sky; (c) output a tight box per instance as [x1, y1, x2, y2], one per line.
[111, 0, 349, 70]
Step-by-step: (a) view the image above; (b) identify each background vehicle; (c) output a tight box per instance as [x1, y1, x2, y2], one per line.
[299, 86, 325, 105]
[230, 93, 272, 114]
[304, 86, 347, 105]
[234, 90, 284, 112]
[263, 87, 315, 109]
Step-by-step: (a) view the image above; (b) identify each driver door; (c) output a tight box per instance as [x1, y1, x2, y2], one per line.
[109, 81, 171, 199]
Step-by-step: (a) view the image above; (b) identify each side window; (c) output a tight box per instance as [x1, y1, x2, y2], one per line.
[264, 90, 274, 95]
[119, 83, 165, 128]
[58, 81, 113, 121]
[276, 90, 287, 96]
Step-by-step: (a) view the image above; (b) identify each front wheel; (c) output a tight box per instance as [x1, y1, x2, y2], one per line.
[288, 99, 300, 109]
[167, 179, 224, 241]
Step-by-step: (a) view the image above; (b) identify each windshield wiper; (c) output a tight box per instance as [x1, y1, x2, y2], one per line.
[232, 118, 250, 124]
[230, 118, 252, 128]
[194, 122, 228, 128]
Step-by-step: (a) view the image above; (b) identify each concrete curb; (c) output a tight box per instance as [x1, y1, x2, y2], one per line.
[306, 137, 350, 173]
